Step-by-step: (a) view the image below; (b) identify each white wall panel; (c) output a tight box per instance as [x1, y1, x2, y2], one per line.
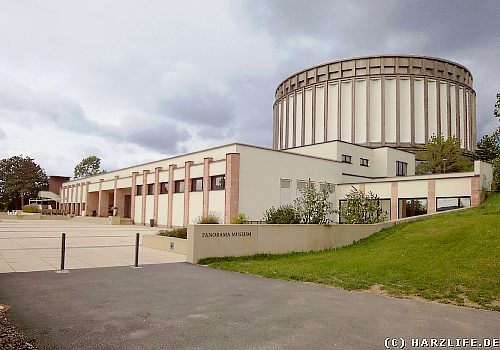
[459, 87, 465, 148]
[304, 88, 313, 145]
[157, 195, 168, 226]
[384, 78, 397, 143]
[399, 78, 411, 143]
[315, 86, 325, 143]
[369, 79, 382, 142]
[440, 82, 448, 138]
[282, 98, 288, 148]
[295, 92, 303, 146]
[327, 83, 338, 141]
[414, 79, 425, 143]
[340, 81, 352, 142]
[428, 80, 438, 138]
[354, 79, 366, 143]
[450, 85, 457, 138]
[288, 95, 294, 147]
[278, 102, 282, 149]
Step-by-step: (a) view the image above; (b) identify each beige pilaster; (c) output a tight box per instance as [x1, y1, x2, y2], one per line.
[97, 179, 104, 217]
[79, 183, 84, 215]
[85, 182, 90, 216]
[141, 170, 149, 225]
[224, 153, 240, 224]
[167, 164, 177, 228]
[203, 158, 213, 216]
[391, 182, 398, 220]
[183, 161, 194, 227]
[113, 175, 119, 215]
[153, 167, 162, 226]
[131, 172, 138, 223]
[471, 176, 480, 207]
[359, 184, 365, 193]
[427, 180, 436, 214]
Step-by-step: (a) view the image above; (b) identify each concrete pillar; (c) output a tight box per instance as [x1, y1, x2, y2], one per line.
[224, 153, 240, 224]
[359, 184, 365, 193]
[167, 164, 177, 228]
[390, 182, 398, 220]
[131, 172, 138, 223]
[98, 179, 107, 217]
[153, 167, 162, 226]
[202, 157, 213, 216]
[85, 182, 90, 216]
[79, 183, 84, 215]
[70, 185, 74, 214]
[141, 170, 150, 225]
[427, 180, 436, 214]
[183, 161, 194, 227]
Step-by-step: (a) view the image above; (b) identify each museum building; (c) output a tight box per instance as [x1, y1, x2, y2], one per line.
[60, 55, 492, 226]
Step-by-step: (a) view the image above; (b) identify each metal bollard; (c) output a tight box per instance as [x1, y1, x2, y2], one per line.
[132, 233, 141, 268]
[56, 232, 69, 273]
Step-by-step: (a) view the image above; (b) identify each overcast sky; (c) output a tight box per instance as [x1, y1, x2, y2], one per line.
[0, 0, 498, 177]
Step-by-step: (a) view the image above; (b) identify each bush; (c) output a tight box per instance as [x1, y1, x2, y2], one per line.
[338, 187, 387, 224]
[230, 213, 249, 224]
[158, 227, 187, 239]
[196, 211, 221, 224]
[294, 179, 335, 224]
[22, 204, 41, 213]
[263, 205, 300, 224]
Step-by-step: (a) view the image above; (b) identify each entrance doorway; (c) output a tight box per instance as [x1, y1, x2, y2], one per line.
[124, 195, 131, 218]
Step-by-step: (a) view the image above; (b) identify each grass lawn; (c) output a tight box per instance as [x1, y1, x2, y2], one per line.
[201, 193, 500, 311]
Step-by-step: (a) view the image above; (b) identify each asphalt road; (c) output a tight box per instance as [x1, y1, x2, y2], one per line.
[0, 263, 498, 350]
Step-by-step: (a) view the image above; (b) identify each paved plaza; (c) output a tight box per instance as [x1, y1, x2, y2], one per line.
[0, 219, 186, 273]
[1, 263, 499, 350]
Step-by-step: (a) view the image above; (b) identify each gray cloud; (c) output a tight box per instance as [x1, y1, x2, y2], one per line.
[0, 128, 6, 140]
[124, 121, 189, 154]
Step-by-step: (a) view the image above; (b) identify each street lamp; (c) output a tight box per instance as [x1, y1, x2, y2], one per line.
[442, 158, 447, 173]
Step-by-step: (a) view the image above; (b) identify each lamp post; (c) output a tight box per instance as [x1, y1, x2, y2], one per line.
[442, 158, 447, 173]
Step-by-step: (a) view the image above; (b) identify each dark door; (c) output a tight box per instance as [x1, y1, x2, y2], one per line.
[124, 195, 131, 218]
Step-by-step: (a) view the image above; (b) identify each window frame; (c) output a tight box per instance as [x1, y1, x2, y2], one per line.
[174, 180, 185, 193]
[398, 197, 427, 218]
[360, 158, 369, 167]
[191, 178, 203, 192]
[341, 154, 352, 164]
[159, 182, 168, 194]
[136, 185, 143, 196]
[210, 175, 225, 191]
[396, 161, 408, 176]
[147, 183, 155, 195]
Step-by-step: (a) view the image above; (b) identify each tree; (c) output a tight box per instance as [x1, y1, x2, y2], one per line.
[294, 179, 335, 224]
[416, 135, 472, 174]
[494, 93, 500, 119]
[338, 187, 387, 224]
[474, 127, 500, 162]
[0, 155, 48, 210]
[74, 156, 105, 179]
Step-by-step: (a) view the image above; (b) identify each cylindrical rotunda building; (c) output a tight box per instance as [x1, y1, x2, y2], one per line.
[273, 55, 476, 152]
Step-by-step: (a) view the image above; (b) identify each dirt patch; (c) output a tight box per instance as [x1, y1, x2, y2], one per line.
[0, 310, 39, 349]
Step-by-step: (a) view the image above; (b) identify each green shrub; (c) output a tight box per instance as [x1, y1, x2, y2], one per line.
[294, 179, 335, 224]
[158, 227, 187, 239]
[263, 205, 300, 224]
[196, 211, 221, 224]
[338, 187, 387, 224]
[230, 213, 249, 224]
[22, 204, 41, 213]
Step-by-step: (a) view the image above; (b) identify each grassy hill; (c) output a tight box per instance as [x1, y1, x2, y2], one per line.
[201, 194, 500, 311]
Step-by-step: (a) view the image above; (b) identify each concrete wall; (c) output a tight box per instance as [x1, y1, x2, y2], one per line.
[142, 235, 187, 255]
[186, 222, 393, 263]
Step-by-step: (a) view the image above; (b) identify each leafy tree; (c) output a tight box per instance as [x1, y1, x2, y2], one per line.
[494, 93, 499, 119]
[416, 135, 472, 174]
[74, 155, 105, 179]
[294, 179, 335, 224]
[338, 187, 387, 224]
[0, 155, 48, 210]
[474, 128, 500, 162]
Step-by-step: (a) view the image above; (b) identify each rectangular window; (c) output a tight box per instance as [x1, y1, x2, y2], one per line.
[280, 179, 291, 205]
[159, 182, 168, 194]
[174, 180, 185, 193]
[296, 180, 308, 196]
[396, 161, 408, 176]
[436, 197, 471, 212]
[338, 198, 390, 223]
[191, 178, 203, 192]
[360, 158, 369, 167]
[147, 184, 154, 195]
[398, 198, 427, 218]
[341, 154, 352, 163]
[210, 175, 225, 190]
[136, 185, 142, 196]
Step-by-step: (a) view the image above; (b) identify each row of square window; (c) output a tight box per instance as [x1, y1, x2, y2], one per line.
[136, 175, 225, 195]
[341, 155, 369, 167]
[341, 154, 408, 176]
